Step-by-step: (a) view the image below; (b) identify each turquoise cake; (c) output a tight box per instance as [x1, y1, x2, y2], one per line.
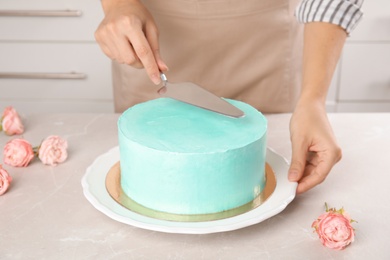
[118, 98, 267, 215]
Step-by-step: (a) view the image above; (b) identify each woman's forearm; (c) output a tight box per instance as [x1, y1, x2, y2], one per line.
[299, 22, 347, 105]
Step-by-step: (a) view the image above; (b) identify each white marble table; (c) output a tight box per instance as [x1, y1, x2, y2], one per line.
[0, 113, 389, 259]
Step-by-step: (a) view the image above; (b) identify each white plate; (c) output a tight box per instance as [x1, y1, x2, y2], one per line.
[81, 147, 297, 234]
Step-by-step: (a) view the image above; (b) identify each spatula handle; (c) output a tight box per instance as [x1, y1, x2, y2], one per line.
[160, 73, 168, 87]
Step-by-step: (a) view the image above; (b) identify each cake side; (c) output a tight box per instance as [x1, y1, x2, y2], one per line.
[118, 98, 267, 215]
[119, 133, 267, 214]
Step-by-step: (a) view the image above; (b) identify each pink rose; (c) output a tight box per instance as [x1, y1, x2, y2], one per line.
[3, 138, 34, 167]
[1, 106, 24, 135]
[312, 204, 355, 250]
[38, 135, 68, 166]
[0, 165, 12, 195]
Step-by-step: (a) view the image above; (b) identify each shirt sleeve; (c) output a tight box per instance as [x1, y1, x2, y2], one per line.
[295, 0, 364, 35]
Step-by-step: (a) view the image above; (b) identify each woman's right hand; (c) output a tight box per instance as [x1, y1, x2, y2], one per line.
[95, 0, 168, 85]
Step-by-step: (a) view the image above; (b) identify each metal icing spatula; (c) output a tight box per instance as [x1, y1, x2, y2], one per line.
[158, 73, 244, 118]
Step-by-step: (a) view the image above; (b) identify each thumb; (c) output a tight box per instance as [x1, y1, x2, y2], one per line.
[288, 141, 307, 182]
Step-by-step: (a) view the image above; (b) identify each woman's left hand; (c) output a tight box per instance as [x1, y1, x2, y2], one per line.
[288, 99, 342, 194]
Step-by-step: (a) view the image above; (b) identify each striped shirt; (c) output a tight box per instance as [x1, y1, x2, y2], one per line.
[296, 0, 364, 34]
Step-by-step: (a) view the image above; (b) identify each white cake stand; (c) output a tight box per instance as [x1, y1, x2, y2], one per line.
[81, 146, 297, 234]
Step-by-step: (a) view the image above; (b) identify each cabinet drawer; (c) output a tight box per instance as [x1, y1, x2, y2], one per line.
[0, 0, 103, 41]
[339, 43, 390, 101]
[348, 0, 390, 42]
[0, 42, 112, 100]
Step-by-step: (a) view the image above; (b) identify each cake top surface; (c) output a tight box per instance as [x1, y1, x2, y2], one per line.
[118, 98, 267, 153]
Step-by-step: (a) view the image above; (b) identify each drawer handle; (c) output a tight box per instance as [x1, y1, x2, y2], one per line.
[0, 10, 82, 17]
[0, 72, 87, 80]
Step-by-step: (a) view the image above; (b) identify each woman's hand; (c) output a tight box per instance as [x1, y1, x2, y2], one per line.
[289, 22, 347, 194]
[95, 0, 168, 84]
[288, 99, 342, 194]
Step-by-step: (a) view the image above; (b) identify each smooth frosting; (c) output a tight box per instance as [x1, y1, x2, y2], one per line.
[118, 98, 267, 215]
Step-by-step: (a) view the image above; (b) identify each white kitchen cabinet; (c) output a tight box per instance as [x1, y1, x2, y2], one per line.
[339, 43, 390, 102]
[0, 0, 102, 41]
[349, 0, 390, 42]
[0, 0, 114, 114]
[329, 0, 390, 112]
[0, 43, 111, 100]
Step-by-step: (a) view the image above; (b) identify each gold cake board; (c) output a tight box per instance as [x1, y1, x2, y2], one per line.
[106, 162, 276, 222]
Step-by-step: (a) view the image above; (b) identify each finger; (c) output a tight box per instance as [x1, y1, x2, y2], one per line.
[288, 139, 308, 182]
[145, 23, 169, 72]
[100, 26, 143, 67]
[95, 26, 126, 64]
[116, 36, 143, 68]
[296, 152, 335, 194]
[296, 167, 326, 194]
[306, 151, 320, 166]
[128, 27, 161, 84]
[98, 42, 114, 60]
[95, 27, 119, 60]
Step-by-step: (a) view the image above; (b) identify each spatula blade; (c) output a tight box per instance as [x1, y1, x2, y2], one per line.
[159, 81, 245, 118]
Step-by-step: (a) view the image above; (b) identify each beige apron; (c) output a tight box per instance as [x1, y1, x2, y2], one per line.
[112, 0, 303, 113]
